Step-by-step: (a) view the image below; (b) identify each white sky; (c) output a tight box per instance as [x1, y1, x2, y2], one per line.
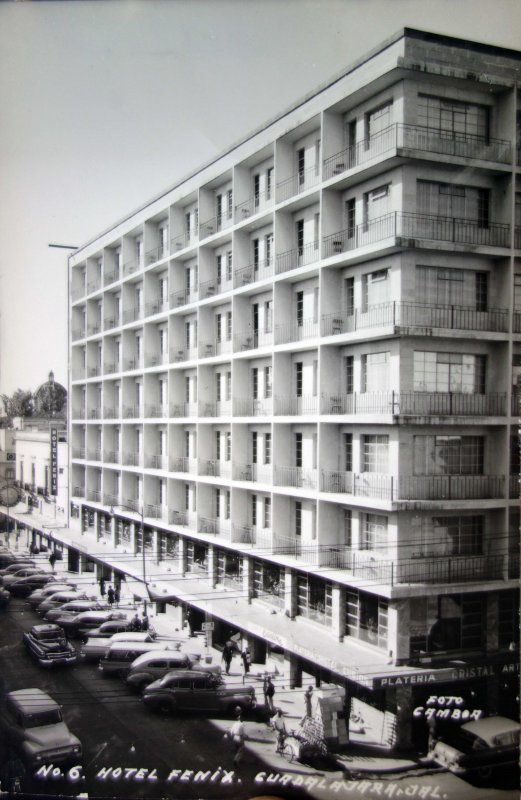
[1, 0, 520, 395]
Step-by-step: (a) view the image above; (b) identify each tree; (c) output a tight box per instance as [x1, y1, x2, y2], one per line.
[2, 389, 34, 419]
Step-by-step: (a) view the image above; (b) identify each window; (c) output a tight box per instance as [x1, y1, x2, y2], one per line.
[215, 488, 221, 518]
[363, 185, 390, 228]
[225, 490, 231, 519]
[226, 251, 232, 282]
[252, 431, 258, 464]
[184, 431, 190, 458]
[295, 432, 303, 467]
[313, 286, 319, 323]
[346, 199, 356, 239]
[226, 311, 232, 341]
[344, 509, 352, 547]
[264, 300, 273, 333]
[498, 591, 519, 648]
[347, 589, 388, 648]
[216, 313, 222, 343]
[225, 431, 231, 462]
[345, 355, 354, 394]
[254, 174, 260, 208]
[252, 367, 259, 400]
[315, 139, 321, 175]
[344, 434, 353, 471]
[266, 167, 273, 200]
[216, 372, 221, 402]
[227, 189, 233, 219]
[297, 148, 305, 184]
[417, 181, 489, 227]
[263, 497, 271, 528]
[431, 516, 484, 556]
[362, 268, 389, 309]
[296, 291, 304, 326]
[264, 432, 271, 465]
[361, 513, 387, 551]
[415, 265, 488, 310]
[362, 435, 388, 473]
[251, 494, 257, 527]
[253, 238, 259, 269]
[365, 101, 392, 144]
[418, 94, 489, 141]
[413, 435, 484, 475]
[295, 501, 302, 536]
[216, 254, 223, 285]
[264, 365, 272, 398]
[226, 371, 231, 401]
[413, 351, 486, 393]
[296, 219, 304, 255]
[295, 362, 303, 397]
[215, 431, 221, 461]
[265, 233, 273, 265]
[362, 352, 389, 392]
[410, 594, 484, 655]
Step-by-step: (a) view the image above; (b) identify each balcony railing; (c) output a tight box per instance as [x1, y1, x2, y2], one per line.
[169, 509, 188, 526]
[509, 475, 519, 499]
[122, 405, 144, 419]
[233, 259, 274, 288]
[199, 212, 233, 240]
[123, 452, 142, 467]
[171, 288, 199, 308]
[72, 485, 85, 498]
[274, 466, 318, 490]
[323, 212, 510, 259]
[197, 516, 219, 535]
[231, 524, 257, 545]
[170, 457, 197, 473]
[104, 451, 119, 464]
[103, 315, 119, 330]
[277, 165, 320, 203]
[235, 189, 274, 221]
[145, 299, 169, 317]
[171, 230, 198, 251]
[71, 447, 85, 459]
[144, 503, 167, 520]
[123, 498, 141, 513]
[276, 241, 320, 275]
[274, 317, 319, 345]
[198, 459, 232, 479]
[103, 406, 116, 418]
[103, 362, 118, 375]
[122, 306, 142, 324]
[124, 357, 143, 371]
[320, 391, 507, 417]
[88, 407, 101, 419]
[87, 322, 101, 336]
[322, 301, 509, 336]
[71, 286, 85, 302]
[145, 404, 169, 418]
[170, 402, 198, 417]
[320, 471, 505, 500]
[72, 328, 85, 341]
[146, 352, 169, 367]
[233, 398, 272, 416]
[199, 339, 232, 358]
[323, 123, 512, 180]
[234, 329, 273, 351]
[232, 463, 272, 483]
[274, 395, 318, 415]
[104, 269, 119, 285]
[198, 276, 233, 300]
[147, 454, 169, 470]
[86, 489, 101, 502]
[145, 245, 168, 266]
[86, 280, 101, 295]
[103, 493, 118, 506]
[199, 400, 232, 417]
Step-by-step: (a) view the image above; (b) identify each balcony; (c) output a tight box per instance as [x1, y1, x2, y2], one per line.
[274, 466, 318, 490]
[322, 301, 509, 337]
[233, 398, 272, 416]
[104, 269, 119, 286]
[123, 259, 140, 278]
[233, 259, 274, 288]
[323, 212, 510, 260]
[86, 489, 101, 503]
[71, 447, 86, 459]
[320, 471, 505, 500]
[86, 279, 101, 295]
[323, 123, 512, 181]
[144, 503, 167, 520]
[123, 498, 142, 513]
[104, 362, 119, 375]
[276, 241, 320, 275]
[123, 452, 142, 467]
[104, 450, 119, 464]
[231, 524, 257, 545]
[87, 407, 101, 419]
[104, 314, 120, 330]
[145, 404, 170, 418]
[171, 231, 198, 251]
[71, 285, 85, 302]
[199, 276, 233, 300]
[171, 288, 199, 308]
[170, 347, 198, 363]
[274, 317, 319, 345]
[72, 327, 85, 341]
[145, 352, 169, 368]
[277, 165, 320, 203]
[274, 395, 318, 415]
[232, 463, 272, 483]
[235, 190, 274, 221]
[199, 400, 232, 417]
[145, 245, 168, 265]
[87, 322, 101, 337]
[234, 329, 273, 352]
[197, 516, 220, 535]
[122, 306, 142, 324]
[320, 391, 507, 417]
[72, 485, 85, 498]
[103, 406, 116, 418]
[170, 457, 197, 473]
[103, 493, 118, 506]
[199, 339, 232, 358]
[170, 402, 198, 417]
[123, 357, 143, 371]
[87, 365, 101, 378]
[147, 454, 169, 470]
[122, 405, 143, 419]
[198, 459, 232, 479]
[169, 509, 188, 526]
[145, 299, 169, 317]
[199, 212, 233, 239]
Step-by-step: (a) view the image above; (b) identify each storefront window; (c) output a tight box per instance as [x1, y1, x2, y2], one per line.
[347, 589, 388, 648]
[410, 593, 484, 656]
[253, 560, 284, 609]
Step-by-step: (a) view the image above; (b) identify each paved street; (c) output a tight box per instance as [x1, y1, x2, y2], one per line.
[0, 581, 518, 800]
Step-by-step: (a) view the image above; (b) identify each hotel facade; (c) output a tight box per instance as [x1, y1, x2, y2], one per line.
[64, 30, 520, 747]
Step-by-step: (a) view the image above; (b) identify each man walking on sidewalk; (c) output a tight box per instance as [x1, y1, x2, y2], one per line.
[225, 707, 246, 767]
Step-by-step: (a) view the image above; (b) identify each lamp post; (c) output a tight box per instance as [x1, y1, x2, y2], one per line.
[110, 502, 148, 615]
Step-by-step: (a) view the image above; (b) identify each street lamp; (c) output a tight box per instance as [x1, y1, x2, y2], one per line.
[110, 502, 148, 615]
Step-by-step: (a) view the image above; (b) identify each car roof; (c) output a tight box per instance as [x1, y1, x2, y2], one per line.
[109, 632, 155, 643]
[131, 650, 188, 667]
[31, 624, 63, 635]
[8, 688, 59, 713]
[107, 641, 176, 653]
[462, 716, 519, 741]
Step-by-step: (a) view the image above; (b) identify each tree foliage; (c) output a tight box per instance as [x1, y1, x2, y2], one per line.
[2, 389, 34, 419]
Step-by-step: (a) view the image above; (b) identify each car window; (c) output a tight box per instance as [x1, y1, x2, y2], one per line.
[23, 709, 63, 728]
[176, 678, 192, 689]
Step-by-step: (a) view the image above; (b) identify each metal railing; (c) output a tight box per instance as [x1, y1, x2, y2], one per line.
[171, 288, 199, 307]
[145, 352, 169, 367]
[170, 457, 197, 473]
[199, 400, 232, 417]
[169, 510, 188, 526]
[274, 466, 318, 489]
[274, 317, 319, 345]
[276, 241, 320, 275]
[145, 245, 168, 266]
[72, 328, 85, 341]
[87, 323, 101, 336]
[123, 259, 140, 278]
[171, 231, 198, 251]
[71, 286, 86, 302]
[145, 299, 169, 317]
[276, 164, 320, 203]
[319, 472, 504, 500]
[123, 452, 142, 467]
[231, 524, 256, 545]
[322, 301, 509, 336]
[232, 463, 271, 483]
[104, 269, 119, 285]
[145, 404, 170, 418]
[320, 391, 507, 416]
[86, 489, 101, 502]
[197, 516, 219, 535]
[147, 454, 169, 470]
[323, 123, 512, 180]
[103, 315, 119, 330]
[233, 398, 272, 416]
[198, 459, 232, 479]
[235, 189, 274, 220]
[122, 306, 142, 324]
[274, 395, 318, 415]
[233, 329, 273, 351]
[122, 405, 143, 419]
[199, 212, 233, 240]
[233, 258, 274, 288]
[170, 402, 198, 417]
[199, 338, 232, 358]
[104, 451, 119, 464]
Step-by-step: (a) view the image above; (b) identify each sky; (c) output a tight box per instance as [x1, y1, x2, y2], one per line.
[1, 0, 521, 396]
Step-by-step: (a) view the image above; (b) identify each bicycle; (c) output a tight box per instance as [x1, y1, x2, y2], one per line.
[281, 729, 327, 764]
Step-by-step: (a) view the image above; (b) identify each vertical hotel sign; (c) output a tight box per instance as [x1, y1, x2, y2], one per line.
[50, 428, 58, 496]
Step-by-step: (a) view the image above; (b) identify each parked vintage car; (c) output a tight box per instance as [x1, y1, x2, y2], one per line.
[0, 688, 82, 768]
[2, 567, 45, 588]
[59, 610, 127, 639]
[9, 574, 57, 597]
[0, 561, 35, 579]
[99, 640, 182, 677]
[80, 631, 158, 662]
[45, 600, 108, 623]
[22, 624, 77, 667]
[27, 583, 77, 608]
[37, 590, 91, 615]
[142, 670, 256, 714]
[126, 650, 219, 692]
[81, 618, 144, 640]
[430, 715, 520, 778]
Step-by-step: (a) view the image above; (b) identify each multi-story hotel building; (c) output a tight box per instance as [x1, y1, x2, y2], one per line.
[66, 29, 521, 747]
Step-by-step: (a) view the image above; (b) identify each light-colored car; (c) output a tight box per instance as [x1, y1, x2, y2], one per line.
[80, 631, 158, 662]
[37, 591, 91, 615]
[99, 640, 182, 677]
[430, 716, 520, 777]
[0, 688, 82, 768]
[3, 567, 45, 588]
[27, 583, 77, 608]
[0, 561, 35, 579]
[45, 600, 107, 622]
[126, 649, 219, 692]
[60, 610, 127, 638]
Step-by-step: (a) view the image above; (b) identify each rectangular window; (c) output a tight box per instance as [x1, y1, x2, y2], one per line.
[251, 494, 257, 527]
[361, 513, 388, 550]
[295, 362, 303, 397]
[296, 290, 304, 326]
[344, 509, 352, 547]
[362, 268, 389, 309]
[313, 286, 319, 323]
[226, 251, 232, 282]
[362, 352, 389, 392]
[345, 355, 354, 394]
[226, 311, 232, 340]
[415, 265, 488, 310]
[254, 174, 260, 208]
[296, 219, 304, 255]
[264, 432, 271, 465]
[344, 433, 353, 471]
[363, 185, 390, 228]
[264, 366, 272, 398]
[253, 238, 259, 269]
[225, 431, 231, 462]
[266, 167, 273, 200]
[215, 488, 221, 518]
[297, 148, 305, 184]
[226, 371, 231, 401]
[215, 431, 221, 461]
[417, 180, 489, 227]
[216, 314, 222, 343]
[362, 434, 389, 473]
[185, 484, 190, 511]
[431, 516, 484, 556]
[265, 233, 273, 265]
[413, 351, 486, 393]
[264, 299, 273, 333]
[295, 501, 302, 536]
[413, 435, 484, 475]
[252, 367, 259, 400]
[216, 372, 222, 402]
[418, 94, 489, 141]
[252, 431, 258, 464]
[216, 254, 223, 285]
[264, 497, 271, 528]
[315, 139, 321, 175]
[295, 432, 303, 468]
[365, 101, 392, 144]
[346, 199, 356, 239]
[314, 213, 320, 249]
[225, 490, 231, 519]
[227, 189, 233, 219]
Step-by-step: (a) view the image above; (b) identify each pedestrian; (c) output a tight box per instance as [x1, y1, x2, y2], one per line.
[225, 707, 246, 767]
[185, 608, 193, 637]
[241, 646, 251, 676]
[264, 675, 275, 713]
[107, 585, 115, 607]
[304, 685, 313, 718]
[131, 613, 142, 631]
[141, 614, 149, 631]
[427, 715, 437, 753]
[114, 586, 120, 606]
[48, 551, 57, 571]
[99, 577, 106, 597]
[221, 641, 234, 675]
[272, 709, 287, 754]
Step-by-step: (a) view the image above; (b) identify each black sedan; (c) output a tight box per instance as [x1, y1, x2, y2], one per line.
[22, 623, 78, 667]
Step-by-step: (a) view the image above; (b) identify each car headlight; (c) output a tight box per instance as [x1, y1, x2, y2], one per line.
[35, 754, 43, 762]
[73, 746, 81, 754]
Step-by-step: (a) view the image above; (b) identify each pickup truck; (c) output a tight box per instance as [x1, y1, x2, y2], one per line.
[22, 624, 78, 667]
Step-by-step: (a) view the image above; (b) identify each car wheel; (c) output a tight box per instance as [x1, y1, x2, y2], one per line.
[477, 765, 493, 780]
[228, 702, 244, 715]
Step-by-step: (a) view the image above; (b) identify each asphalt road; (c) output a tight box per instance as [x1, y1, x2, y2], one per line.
[0, 597, 310, 800]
